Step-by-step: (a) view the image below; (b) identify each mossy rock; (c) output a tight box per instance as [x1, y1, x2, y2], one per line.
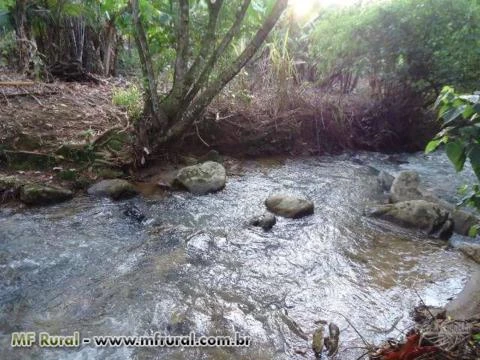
[87, 179, 138, 200]
[4, 150, 58, 170]
[20, 184, 73, 206]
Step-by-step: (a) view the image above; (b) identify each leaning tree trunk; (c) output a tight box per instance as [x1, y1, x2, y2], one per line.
[131, 0, 288, 163]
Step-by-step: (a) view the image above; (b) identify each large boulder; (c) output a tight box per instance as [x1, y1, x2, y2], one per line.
[87, 179, 138, 200]
[367, 200, 454, 239]
[20, 184, 73, 206]
[453, 242, 480, 264]
[446, 270, 480, 320]
[389, 171, 480, 236]
[390, 171, 423, 202]
[175, 161, 226, 195]
[265, 194, 314, 219]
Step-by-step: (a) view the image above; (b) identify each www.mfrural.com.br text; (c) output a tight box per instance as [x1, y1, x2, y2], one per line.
[11, 331, 251, 348]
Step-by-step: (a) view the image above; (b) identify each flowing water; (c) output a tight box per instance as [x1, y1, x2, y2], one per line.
[0, 152, 477, 360]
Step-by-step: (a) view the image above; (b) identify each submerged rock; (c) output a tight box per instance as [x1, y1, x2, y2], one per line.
[175, 161, 226, 195]
[377, 171, 395, 192]
[265, 194, 314, 219]
[87, 179, 138, 200]
[367, 200, 454, 239]
[326, 323, 340, 356]
[20, 184, 73, 206]
[250, 212, 277, 231]
[123, 205, 146, 222]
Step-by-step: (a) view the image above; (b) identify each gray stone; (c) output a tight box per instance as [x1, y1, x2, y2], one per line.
[87, 179, 138, 200]
[390, 171, 423, 202]
[388, 171, 480, 236]
[250, 212, 277, 231]
[446, 270, 480, 320]
[367, 200, 454, 239]
[453, 242, 480, 264]
[175, 161, 226, 195]
[377, 171, 395, 192]
[20, 184, 73, 206]
[265, 194, 314, 219]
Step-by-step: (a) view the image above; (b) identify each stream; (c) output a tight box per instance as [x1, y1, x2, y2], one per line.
[0, 151, 477, 360]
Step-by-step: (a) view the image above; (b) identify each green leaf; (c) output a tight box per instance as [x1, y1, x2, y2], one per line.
[468, 225, 479, 238]
[446, 141, 466, 172]
[468, 143, 480, 180]
[441, 106, 466, 126]
[425, 139, 442, 153]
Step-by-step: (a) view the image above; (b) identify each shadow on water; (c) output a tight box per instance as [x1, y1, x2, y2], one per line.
[0, 152, 476, 359]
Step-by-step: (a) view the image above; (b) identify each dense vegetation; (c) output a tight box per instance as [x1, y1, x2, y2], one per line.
[1, 0, 479, 160]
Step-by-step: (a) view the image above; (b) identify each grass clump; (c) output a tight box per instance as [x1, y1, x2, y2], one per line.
[112, 85, 143, 122]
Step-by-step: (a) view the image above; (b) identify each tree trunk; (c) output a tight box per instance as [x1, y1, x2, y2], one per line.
[132, 0, 288, 162]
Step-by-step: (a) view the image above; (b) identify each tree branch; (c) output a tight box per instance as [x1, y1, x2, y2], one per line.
[172, 0, 190, 95]
[183, 0, 224, 93]
[130, 0, 164, 125]
[192, 0, 288, 113]
[182, 0, 251, 107]
[160, 0, 288, 144]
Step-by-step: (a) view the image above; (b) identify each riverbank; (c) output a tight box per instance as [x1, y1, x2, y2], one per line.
[0, 72, 440, 198]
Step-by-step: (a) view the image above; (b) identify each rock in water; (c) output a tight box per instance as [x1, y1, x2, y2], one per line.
[312, 326, 325, 358]
[327, 323, 340, 356]
[123, 205, 146, 222]
[87, 179, 138, 200]
[390, 171, 423, 202]
[265, 194, 314, 219]
[250, 212, 276, 231]
[367, 200, 454, 239]
[377, 171, 395, 192]
[175, 161, 226, 195]
[20, 184, 73, 206]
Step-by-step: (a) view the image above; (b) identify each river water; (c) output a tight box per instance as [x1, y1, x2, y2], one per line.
[0, 152, 477, 360]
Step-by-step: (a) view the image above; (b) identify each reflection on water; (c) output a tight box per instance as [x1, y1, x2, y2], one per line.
[0, 152, 476, 359]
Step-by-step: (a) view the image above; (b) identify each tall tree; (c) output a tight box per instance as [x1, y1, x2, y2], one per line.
[130, 0, 288, 163]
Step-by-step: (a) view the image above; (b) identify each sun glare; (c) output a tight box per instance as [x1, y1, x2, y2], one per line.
[290, 0, 357, 17]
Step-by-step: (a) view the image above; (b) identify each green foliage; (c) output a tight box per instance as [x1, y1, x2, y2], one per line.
[427, 86, 480, 214]
[309, 0, 480, 97]
[112, 85, 143, 122]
